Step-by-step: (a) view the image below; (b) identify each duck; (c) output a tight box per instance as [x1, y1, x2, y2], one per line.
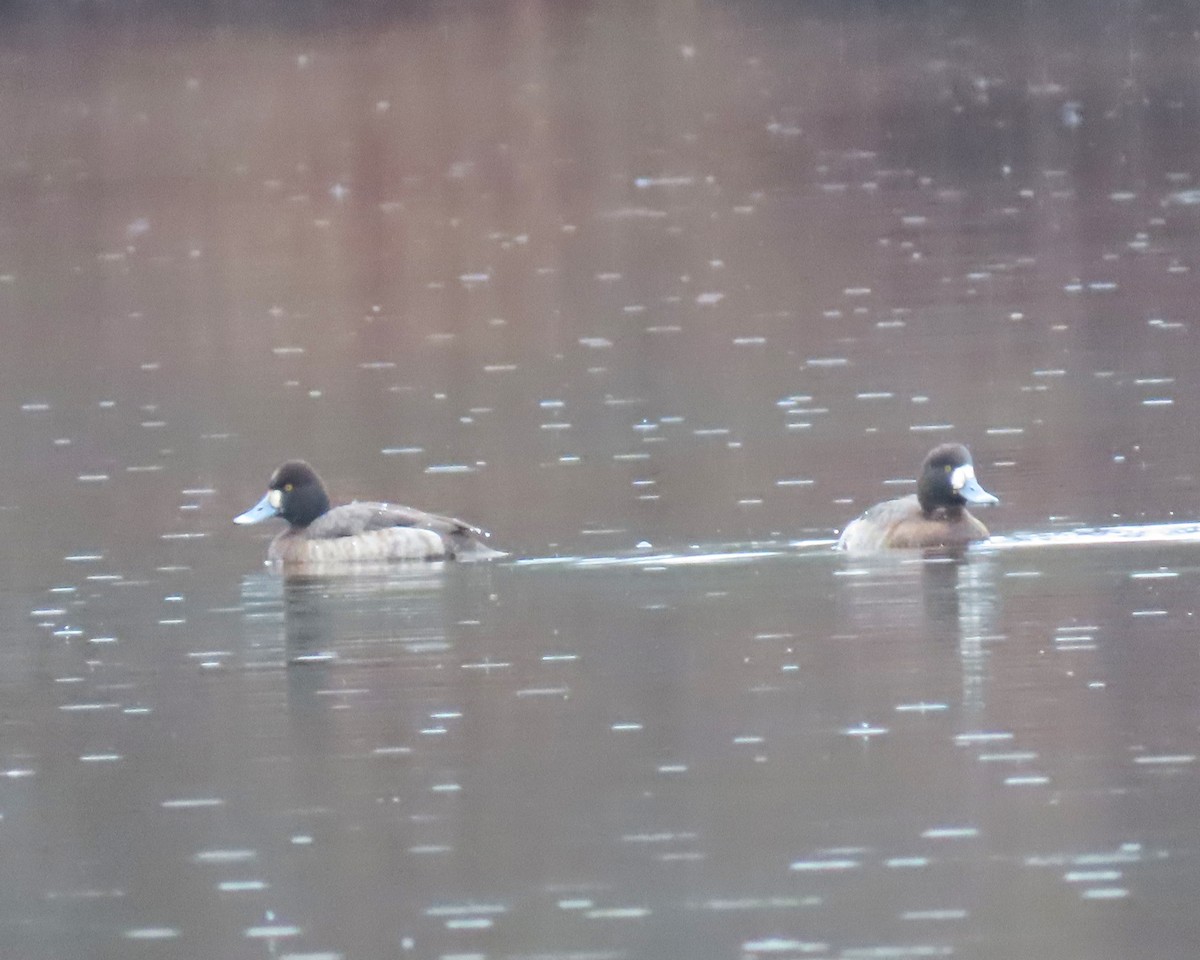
[836, 443, 998, 552]
[234, 460, 502, 564]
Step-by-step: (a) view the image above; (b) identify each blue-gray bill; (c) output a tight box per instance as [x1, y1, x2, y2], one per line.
[959, 475, 999, 505]
[233, 492, 278, 525]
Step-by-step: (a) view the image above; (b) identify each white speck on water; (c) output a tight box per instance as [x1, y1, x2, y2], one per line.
[585, 907, 651, 919]
[921, 827, 979, 839]
[806, 356, 848, 367]
[20, 402, 50, 412]
[245, 925, 301, 938]
[124, 929, 179, 940]
[696, 292, 724, 305]
[1004, 775, 1050, 786]
[1131, 609, 1168, 617]
[910, 424, 953, 433]
[1133, 754, 1195, 765]
[557, 899, 593, 910]
[77, 474, 109, 483]
[424, 464, 476, 474]
[381, 447, 423, 456]
[162, 798, 225, 809]
[1080, 888, 1129, 900]
[540, 422, 572, 431]
[459, 272, 490, 284]
[766, 121, 803, 137]
[895, 702, 948, 713]
[902, 909, 968, 921]
[857, 391, 894, 400]
[193, 849, 256, 864]
[446, 918, 493, 930]
[1142, 397, 1173, 406]
[4, 768, 34, 778]
[886, 857, 929, 868]
[844, 723, 888, 738]
[635, 175, 694, 188]
[1130, 570, 1178, 580]
[80, 754, 122, 763]
[431, 783, 461, 793]
[776, 478, 814, 486]
[657, 764, 688, 773]
[218, 880, 268, 892]
[1065, 870, 1122, 882]
[955, 732, 1013, 745]
[426, 903, 508, 917]
[733, 336, 765, 345]
[579, 337, 613, 349]
[742, 939, 827, 953]
[789, 859, 859, 871]
[978, 752, 1039, 763]
[59, 703, 118, 712]
[291, 653, 336, 665]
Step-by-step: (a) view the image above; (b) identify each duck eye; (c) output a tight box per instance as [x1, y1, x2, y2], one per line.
[944, 465, 952, 473]
[284, 483, 293, 492]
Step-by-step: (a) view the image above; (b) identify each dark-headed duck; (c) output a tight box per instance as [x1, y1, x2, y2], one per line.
[234, 460, 502, 564]
[837, 443, 998, 553]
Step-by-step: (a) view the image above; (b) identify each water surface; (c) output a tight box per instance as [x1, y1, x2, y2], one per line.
[2, 2, 1200, 958]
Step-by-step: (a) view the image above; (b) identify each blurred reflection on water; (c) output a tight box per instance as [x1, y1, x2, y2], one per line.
[3, 1, 1200, 958]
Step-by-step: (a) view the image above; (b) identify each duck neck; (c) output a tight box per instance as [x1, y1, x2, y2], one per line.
[284, 486, 330, 527]
[917, 478, 964, 519]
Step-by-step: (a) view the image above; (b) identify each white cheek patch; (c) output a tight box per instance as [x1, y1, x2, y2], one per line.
[950, 464, 975, 492]
[268, 489, 283, 509]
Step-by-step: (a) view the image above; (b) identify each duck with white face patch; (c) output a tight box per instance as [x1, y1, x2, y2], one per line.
[235, 460, 503, 565]
[837, 443, 999, 553]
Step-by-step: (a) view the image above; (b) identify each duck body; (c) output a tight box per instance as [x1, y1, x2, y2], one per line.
[235, 461, 502, 565]
[837, 443, 997, 553]
[837, 493, 990, 552]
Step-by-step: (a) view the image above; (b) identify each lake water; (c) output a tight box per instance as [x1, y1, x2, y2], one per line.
[2, 2, 1200, 958]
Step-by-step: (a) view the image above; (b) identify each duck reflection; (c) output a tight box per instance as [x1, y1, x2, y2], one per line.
[837, 548, 1000, 714]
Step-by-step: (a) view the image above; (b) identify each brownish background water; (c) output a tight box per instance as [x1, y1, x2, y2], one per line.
[2, 2, 1200, 958]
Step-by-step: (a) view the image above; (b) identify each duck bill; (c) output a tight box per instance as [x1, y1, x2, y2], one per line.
[234, 492, 279, 525]
[959, 476, 999, 506]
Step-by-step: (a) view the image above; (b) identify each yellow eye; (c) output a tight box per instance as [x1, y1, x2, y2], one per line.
[944, 465, 952, 473]
[284, 483, 293, 492]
